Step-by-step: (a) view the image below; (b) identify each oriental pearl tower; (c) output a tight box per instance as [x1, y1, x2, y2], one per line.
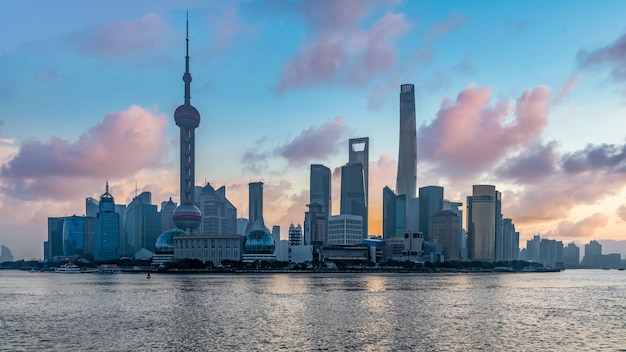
[172, 16, 202, 234]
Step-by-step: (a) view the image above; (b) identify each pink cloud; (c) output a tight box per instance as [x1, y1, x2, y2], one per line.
[66, 13, 176, 60]
[553, 76, 579, 105]
[551, 213, 609, 240]
[496, 141, 559, 184]
[277, 1, 410, 92]
[417, 85, 550, 175]
[0, 105, 168, 200]
[276, 117, 351, 165]
[426, 12, 466, 41]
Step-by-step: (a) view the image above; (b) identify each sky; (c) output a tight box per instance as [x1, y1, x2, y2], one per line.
[2, 0, 626, 260]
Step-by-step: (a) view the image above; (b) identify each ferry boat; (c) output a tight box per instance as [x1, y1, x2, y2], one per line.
[55, 263, 82, 273]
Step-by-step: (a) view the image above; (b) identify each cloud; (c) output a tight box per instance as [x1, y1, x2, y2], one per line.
[562, 141, 626, 174]
[553, 76, 579, 105]
[617, 204, 626, 222]
[578, 32, 626, 82]
[276, 117, 350, 165]
[426, 12, 466, 41]
[276, 1, 410, 92]
[417, 84, 550, 176]
[203, 5, 256, 60]
[496, 141, 560, 184]
[65, 13, 176, 60]
[0, 105, 168, 200]
[551, 213, 609, 240]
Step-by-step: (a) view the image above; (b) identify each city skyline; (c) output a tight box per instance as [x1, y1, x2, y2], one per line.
[3, 1, 626, 259]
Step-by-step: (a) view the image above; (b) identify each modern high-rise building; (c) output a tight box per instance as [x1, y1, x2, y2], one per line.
[310, 164, 332, 216]
[396, 84, 417, 199]
[0, 245, 13, 263]
[124, 191, 160, 254]
[196, 183, 237, 236]
[443, 200, 464, 258]
[160, 198, 177, 233]
[86, 197, 99, 217]
[327, 214, 364, 246]
[563, 242, 580, 267]
[246, 181, 266, 233]
[429, 210, 461, 261]
[382, 186, 406, 239]
[288, 223, 303, 246]
[340, 162, 367, 239]
[62, 215, 86, 257]
[304, 202, 327, 246]
[47, 217, 65, 260]
[94, 182, 120, 261]
[172, 17, 202, 234]
[582, 240, 602, 267]
[418, 186, 444, 241]
[343, 137, 369, 238]
[501, 218, 519, 261]
[466, 185, 501, 261]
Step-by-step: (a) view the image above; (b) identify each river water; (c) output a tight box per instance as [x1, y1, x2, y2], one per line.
[1, 269, 625, 351]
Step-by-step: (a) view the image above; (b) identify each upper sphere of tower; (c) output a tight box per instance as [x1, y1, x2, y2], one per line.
[174, 104, 200, 129]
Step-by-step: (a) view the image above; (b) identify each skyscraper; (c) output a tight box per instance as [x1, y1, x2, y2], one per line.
[429, 210, 461, 261]
[340, 162, 367, 239]
[466, 185, 501, 261]
[310, 164, 332, 216]
[396, 84, 417, 199]
[342, 137, 369, 238]
[382, 186, 406, 238]
[95, 182, 120, 261]
[246, 181, 266, 232]
[124, 191, 160, 254]
[160, 198, 177, 233]
[196, 183, 237, 236]
[418, 186, 444, 241]
[172, 16, 202, 233]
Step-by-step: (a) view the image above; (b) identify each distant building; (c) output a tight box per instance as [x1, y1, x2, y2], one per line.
[310, 164, 332, 216]
[501, 218, 519, 261]
[304, 202, 327, 246]
[0, 245, 14, 263]
[418, 186, 444, 241]
[539, 238, 563, 268]
[47, 217, 65, 260]
[582, 240, 602, 267]
[160, 198, 177, 233]
[288, 223, 303, 246]
[467, 185, 501, 261]
[124, 191, 160, 255]
[94, 182, 120, 261]
[174, 234, 243, 266]
[526, 235, 541, 263]
[327, 214, 363, 246]
[429, 210, 461, 261]
[382, 186, 406, 239]
[562, 242, 579, 267]
[196, 183, 237, 236]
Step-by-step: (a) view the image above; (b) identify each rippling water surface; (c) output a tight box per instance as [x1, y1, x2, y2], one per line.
[1, 270, 625, 351]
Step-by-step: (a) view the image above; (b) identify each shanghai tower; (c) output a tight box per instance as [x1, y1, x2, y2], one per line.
[172, 16, 202, 233]
[396, 84, 417, 198]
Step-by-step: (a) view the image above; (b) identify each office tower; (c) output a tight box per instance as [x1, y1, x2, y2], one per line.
[272, 226, 281, 247]
[62, 215, 86, 256]
[288, 223, 303, 246]
[418, 186, 444, 241]
[443, 200, 464, 257]
[539, 238, 563, 268]
[242, 181, 275, 257]
[526, 235, 541, 262]
[327, 214, 364, 245]
[343, 137, 369, 238]
[246, 182, 266, 232]
[310, 164, 332, 216]
[340, 162, 367, 239]
[172, 17, 202, 233]
[382, 186, 406, 238]
[160, 198, 177, 233]
[124, 191, 160, 254]
[95, 182, 120, 261]
[47, 217, 65, 260]
[466, 185, 501, 261]
[304, 202, 327, 246]
[501, 218, 519, 261]
[197, 183, 237, 236]
[86, 197, 99, 217]
[429, 210, 461, 261]
[396, 84, 417, 199]
[563, 242, 580, 267]
[582, 240, 602, 267]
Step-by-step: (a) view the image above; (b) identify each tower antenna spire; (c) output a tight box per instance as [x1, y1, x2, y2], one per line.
[183, 11, 191, 105]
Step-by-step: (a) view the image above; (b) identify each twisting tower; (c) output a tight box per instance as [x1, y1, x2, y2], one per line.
[172, 15, 202, 233]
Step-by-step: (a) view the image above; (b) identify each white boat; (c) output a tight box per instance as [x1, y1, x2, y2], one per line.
[55, 262, 82, 273]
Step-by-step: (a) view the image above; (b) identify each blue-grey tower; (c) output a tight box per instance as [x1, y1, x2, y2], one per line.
[172, 15, 202, 233]
[396, 84, 417, 198]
